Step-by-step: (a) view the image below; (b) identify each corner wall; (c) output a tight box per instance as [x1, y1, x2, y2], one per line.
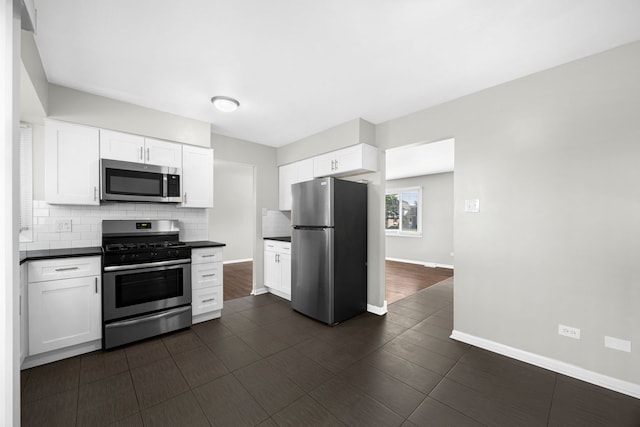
[376, 41, 640, 395]
[386, 172, 454, 267]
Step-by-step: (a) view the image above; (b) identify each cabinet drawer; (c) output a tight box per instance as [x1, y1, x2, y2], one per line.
[192, 262, 223, 290]
[191, 247, 223, 264]
[192, 286, 223, 315]
[28, 256, 101, 283]
[264, 240, 291, 255]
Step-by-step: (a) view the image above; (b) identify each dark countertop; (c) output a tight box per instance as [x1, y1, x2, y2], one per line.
[20, 246, 103, 264]
[186, 241, 227, 248]
[19, 241, 226, 264]
[263, 236, 291, 243]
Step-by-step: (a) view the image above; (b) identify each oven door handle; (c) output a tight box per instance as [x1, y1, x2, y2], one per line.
[105, 306, 191, 328]
[103, 258, 191, 272]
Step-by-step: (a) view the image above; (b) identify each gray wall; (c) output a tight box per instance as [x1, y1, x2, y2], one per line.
[386, 172, 453, 267]
[210, 133, 279, 291]
[277, 118, 386, 310]
[376, 41, 640, 389]
[209, 159, 254, 262]
[47, 84, 210, 147]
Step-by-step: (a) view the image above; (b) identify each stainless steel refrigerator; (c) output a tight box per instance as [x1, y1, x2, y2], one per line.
[291, 177, 367, 325]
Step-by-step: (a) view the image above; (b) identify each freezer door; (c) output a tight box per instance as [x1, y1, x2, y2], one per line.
[291, 227, 334, 324]
[291, 178, 333, 227]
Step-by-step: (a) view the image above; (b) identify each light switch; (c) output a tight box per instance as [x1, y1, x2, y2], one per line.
[464, 199, 480, 213]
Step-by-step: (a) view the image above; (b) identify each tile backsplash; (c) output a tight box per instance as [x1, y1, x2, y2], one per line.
[21, 200, 208, 251]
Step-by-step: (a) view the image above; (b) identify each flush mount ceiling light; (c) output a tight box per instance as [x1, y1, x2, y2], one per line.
[211, 96, 240, 112]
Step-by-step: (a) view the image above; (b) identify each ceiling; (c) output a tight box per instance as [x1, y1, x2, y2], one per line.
[33, 1, 640, 147]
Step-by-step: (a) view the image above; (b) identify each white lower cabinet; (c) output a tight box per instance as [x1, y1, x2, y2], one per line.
[26, 256, 102, 363]
[263, 240, 291, 300]
[191, 247, 224, 323]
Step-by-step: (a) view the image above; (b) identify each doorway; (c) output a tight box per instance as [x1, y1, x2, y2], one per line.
[208, 159, 255, 300]
[384, 138, 455, 304]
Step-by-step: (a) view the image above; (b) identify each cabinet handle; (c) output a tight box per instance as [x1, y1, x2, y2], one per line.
[95, 277, 98, 293]
[330, 160, 335, 170]
[140, 146, 144, 161]
[94, 186, 97, 201]
[184, 192, 187, 204]
[202, 298, 215, 303]
[146, 147, 150, 162]
[55, 267, 79, 272]
[202, 273, 216, 277]
[202, 254, 215, 258]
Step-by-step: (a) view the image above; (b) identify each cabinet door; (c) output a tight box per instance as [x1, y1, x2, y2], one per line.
[182, 145, 214, 208]
[28, 275, 101, 355]
[263, 249, 280, 290]
[313, 151, 337, 177]
[279, 163, 297, 210]
[145, 137, 182, 168]
[99, 129, 145, 163]
[334, 145, 362, 173]
[45, 120, 100, 205]
[297, 158, 315, 183]
[280, 252, 291, 297]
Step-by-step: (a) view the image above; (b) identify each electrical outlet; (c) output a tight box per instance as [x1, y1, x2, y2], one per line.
[55, 219, 72, 232]
[464, 199, 480, 213]
[604, 336, 631, 353]
[558, 324, 581, 339]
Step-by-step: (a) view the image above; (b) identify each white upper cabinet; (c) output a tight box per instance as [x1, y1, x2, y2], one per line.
[99, 129, 144, 163]
[182, 145, 214, 208]
[278, 157, 314, 210]
[313, 143, 378, 178]
[144, 137, 182, 168]
[45, 119, 100, 205]
[100, 129, 182, 168]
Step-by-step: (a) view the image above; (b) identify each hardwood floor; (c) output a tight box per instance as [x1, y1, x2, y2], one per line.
[385, 260, 454, 304]
[223, 260, 453, 304]
[223, 261, 253, 301]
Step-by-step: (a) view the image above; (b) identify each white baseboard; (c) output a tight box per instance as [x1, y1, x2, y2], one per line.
[367, 301, 388, 316]
[386, 257, 454, 270]
[223, 258, 253, 265]
[251, 287, 268, 296]
[450, 330, 640, 399]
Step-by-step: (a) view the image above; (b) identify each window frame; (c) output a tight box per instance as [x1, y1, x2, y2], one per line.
[385, 186, 422, 237]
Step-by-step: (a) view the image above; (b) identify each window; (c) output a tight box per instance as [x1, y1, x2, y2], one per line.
[385, 187, 421, 236]
[20, 123, 33, 242]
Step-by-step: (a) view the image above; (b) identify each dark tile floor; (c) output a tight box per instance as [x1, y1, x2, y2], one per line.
[21, 278, 640, 426]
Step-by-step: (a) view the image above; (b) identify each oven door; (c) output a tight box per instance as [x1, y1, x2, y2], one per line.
[103, 260, 191, 322]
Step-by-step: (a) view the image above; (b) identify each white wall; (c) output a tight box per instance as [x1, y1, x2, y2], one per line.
[386, 172, 453, 267]
[376, 41, 640, 395]
[208, 159, 254, 261]
[2, 0, 21, 424]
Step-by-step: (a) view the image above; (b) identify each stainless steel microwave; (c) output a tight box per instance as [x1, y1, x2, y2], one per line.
[101, 159, 182, 203]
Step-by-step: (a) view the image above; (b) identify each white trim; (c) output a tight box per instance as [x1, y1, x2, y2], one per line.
[251, 287, 268, 296]
[367, 301, 388, 316]
[450, 330, 640, 399]
[386, 257, 454, 270]
[223, 258, 253, 265]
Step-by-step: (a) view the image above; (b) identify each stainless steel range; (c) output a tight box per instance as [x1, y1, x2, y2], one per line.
[102, 219, 192, 349]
